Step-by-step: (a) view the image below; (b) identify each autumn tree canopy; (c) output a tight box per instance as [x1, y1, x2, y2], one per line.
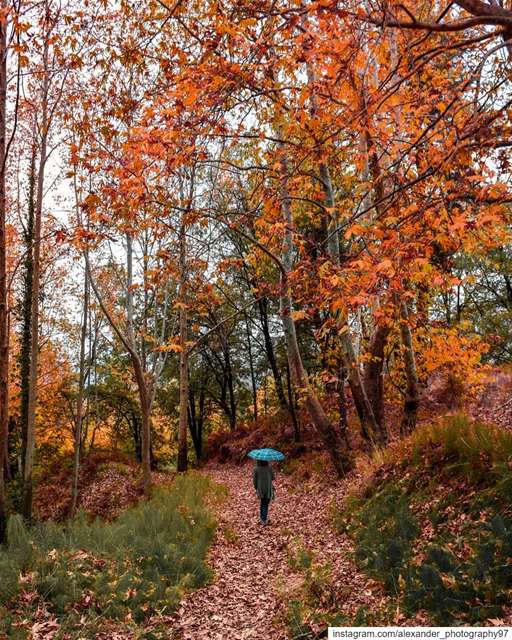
[0, 0, 510, 535]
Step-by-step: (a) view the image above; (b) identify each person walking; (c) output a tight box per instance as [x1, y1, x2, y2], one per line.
[253, 459, 275, 525]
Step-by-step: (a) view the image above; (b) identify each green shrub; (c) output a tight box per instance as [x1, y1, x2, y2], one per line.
[412, 414, 512, 482]
[287, 540, 313, 572]
[0, 557, 20, 605]
[0, 472, 220, 627]
[7, 514, 34, 570]
[284, 542, 338, 637]
[337, 416, 512, 623]
[341, 484, 418, 595]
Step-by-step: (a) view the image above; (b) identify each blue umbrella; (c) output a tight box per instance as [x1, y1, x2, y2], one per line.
[248, 448, 285, 461]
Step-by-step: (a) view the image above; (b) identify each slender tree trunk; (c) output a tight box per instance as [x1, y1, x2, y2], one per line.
[399, 299, 421, 434]
[188, 393, 199, 461]
[23, 36, 50, 520]
[126, 232, 152, 492]
[244, 313, 258, 422]
[18, 141, 36, 477]
[285, 359, 300, 442]
[177, 218, 188, 472]
[224, 343, 236, 431]
[198, 386, 205, 459]
[71, 263, 89, 516]
[131, 351, 152, 492]
[257, 297, 288, 410]
[0, 0, 9, 541]
[127, 412, 142, 462]
[342, 333, 386, 445]
[4, 416, 10, 481]
[139, 385, 152, 489]
[337, 364, 349, 438]
[177, 325, 189, 470]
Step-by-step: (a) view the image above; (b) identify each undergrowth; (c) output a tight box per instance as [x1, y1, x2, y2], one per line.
[335, 415, 512, 624]
[0, 472, 225, 638]
[283, 539, 343, 640]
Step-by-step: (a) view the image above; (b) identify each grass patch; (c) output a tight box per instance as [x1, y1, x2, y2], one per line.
[0, 472, 223, 636]
[282, 539, 340, 639]
[335, 415, 512, 624]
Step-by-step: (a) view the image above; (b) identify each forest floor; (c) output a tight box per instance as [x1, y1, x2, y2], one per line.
[166, 462, 392, 640]
[24, 368, 512, 638]
[167, 362, 512, 640]
[160, 369, 512, 639]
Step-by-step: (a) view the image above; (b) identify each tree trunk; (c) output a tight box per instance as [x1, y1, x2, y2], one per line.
[131, 354, 152, 493]
[188, 384, 204, 462]
[126, 232, 152, 493]
[337, 364, 349, 439]
[177, 218, 188, 472]
[244, 313, 258, 422]
[198, 385, 205, 459]
[138, 385, 152, 491]
[188, 395, 199, 461]
[399, 299, 421, 435]
[285, 358, 300, 442]
[23, 36, 50, 520]
[225, 344, 236, 431]
[0, 0, 8, 541]
[18, 141, 36, 479]
[341, 332, 387, 446]
[71, 263, 89, 516]
[363, 324, 390, 435]
[177, 330, 189, 471]
[257, 297, 288, 411]
[5, 416, 11, 481]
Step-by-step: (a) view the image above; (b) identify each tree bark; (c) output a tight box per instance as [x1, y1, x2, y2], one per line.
[0, 0, 9, 542]
[188, 383, 205, 461]
[126, 232, 152, 493]
[363, 324, 391, 433]
[177, 217, 188, 472]
[18, 141, 36, 478]
[224, 339, 236, 431]
[71, 262, 89, 516]
[399, 299, 421, 435]
[244, 313, 258, 422]
[337, 364, 349, 439]
[257, 297, 288, 411]
[137, 379, 152, 490]
[23, 32, 50, 520]
[285, 358, 301, 442]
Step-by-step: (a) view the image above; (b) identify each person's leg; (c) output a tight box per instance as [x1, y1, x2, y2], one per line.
[259, 498, 264, 522]
[261, 497, 270, 523]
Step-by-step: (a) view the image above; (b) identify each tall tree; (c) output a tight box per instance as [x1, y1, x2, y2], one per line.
[23, 8, 51, 520]
[0, 0, 9, 540]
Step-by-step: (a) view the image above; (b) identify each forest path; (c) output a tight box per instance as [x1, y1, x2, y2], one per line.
[168, 462, 385, 640]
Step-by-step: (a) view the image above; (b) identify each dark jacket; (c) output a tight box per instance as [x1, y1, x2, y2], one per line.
[253, 465, 275, 500]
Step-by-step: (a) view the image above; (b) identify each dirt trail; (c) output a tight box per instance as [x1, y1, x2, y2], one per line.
[169, 462, 384, 640]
